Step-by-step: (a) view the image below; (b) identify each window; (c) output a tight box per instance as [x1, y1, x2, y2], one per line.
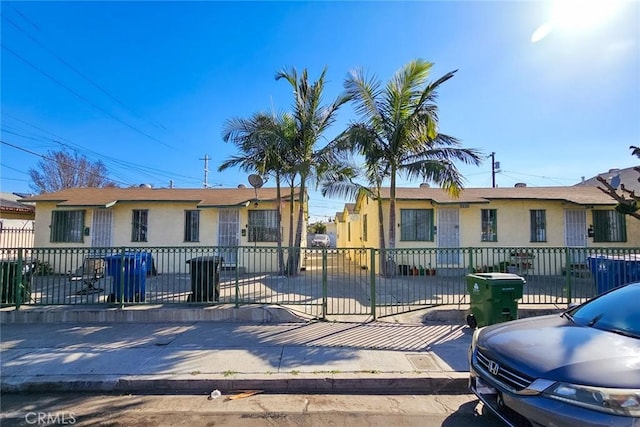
[50, 210, 85, 243]
[530, 210, 546, 242]
[481, 209, 497, 242]
[593, 210, 626, 242]
[184, 210, 200, 242]
[400, 209, 434, 241]
[248, 210, 278, 242]
[363, 214, 368, 242]
[131, 210, 148, 242]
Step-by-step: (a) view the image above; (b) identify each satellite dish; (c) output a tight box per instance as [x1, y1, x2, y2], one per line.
[248, 174, 264, 189]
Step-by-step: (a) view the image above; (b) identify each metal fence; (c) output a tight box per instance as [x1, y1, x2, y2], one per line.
[0, 227, 34, 251]
[1, 246, 639, 319]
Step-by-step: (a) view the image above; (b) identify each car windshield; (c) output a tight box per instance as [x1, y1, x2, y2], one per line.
[569, 282, 640, 338]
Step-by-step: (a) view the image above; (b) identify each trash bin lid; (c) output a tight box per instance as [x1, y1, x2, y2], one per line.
[467, 272, 526, 282]
[186, 255, 223, 264]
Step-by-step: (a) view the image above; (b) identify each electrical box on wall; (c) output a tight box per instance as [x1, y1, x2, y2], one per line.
[241, 229, 247, 237]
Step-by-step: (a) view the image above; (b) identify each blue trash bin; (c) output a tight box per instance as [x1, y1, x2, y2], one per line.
[624, 255, 640, 284]
[105, 252, 147, 302]
[588, 255, 640, 295]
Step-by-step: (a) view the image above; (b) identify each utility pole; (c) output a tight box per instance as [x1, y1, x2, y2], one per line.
[200, 154, 211, 188]
[490, 152, 500, 188]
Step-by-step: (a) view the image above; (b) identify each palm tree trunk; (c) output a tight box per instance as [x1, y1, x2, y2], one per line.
[388, 167, 397, 250]
[376, 194, 391, 277]
[286, 181, 296, 275]
[275, 174, 285, 276]
[290, 175, 307, 275]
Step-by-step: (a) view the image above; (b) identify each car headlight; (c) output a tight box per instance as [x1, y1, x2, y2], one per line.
[544, 382, 640, 417]
[471, 326, 483, 350]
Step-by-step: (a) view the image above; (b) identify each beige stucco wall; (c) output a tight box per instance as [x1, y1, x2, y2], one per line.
[32, 198, 303, 274]
[33, 200, 301, 247]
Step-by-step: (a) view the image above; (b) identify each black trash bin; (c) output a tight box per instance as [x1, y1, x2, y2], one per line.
[186, 256, 222, 302]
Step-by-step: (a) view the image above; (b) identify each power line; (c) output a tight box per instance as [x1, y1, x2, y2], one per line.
[1, 43, 177, 150]
[3, 13, 179, 139]
[1, 115, 203, 184]
[1, 139, 134, 188]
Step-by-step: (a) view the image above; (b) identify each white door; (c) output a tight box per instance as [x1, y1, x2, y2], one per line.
[565, 209, 587, 263]
[218, 209, 239, 265]
[437, 208, 460, 265]
[91, 209, 113, 247]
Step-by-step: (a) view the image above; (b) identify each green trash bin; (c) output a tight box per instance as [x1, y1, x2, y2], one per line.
[465, 272, 525, 328]
[0, 260, 34, 305]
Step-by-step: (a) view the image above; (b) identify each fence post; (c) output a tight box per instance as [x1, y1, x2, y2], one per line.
[321, 249, 328, 320]
[118, 247, 125, 309]
[468, 248, 474, 274]
[370, 248, 376, 320]
[15, 248, 23, 310]
[564, 248, 572, 305]
[234, 246, 240, 308]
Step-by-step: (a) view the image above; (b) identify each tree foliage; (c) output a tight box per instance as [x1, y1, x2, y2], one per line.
[308, 222, 327, 234]
[325, 59, 483, 260]
[597, 146, 640, 220]
[29, 150, 116, 194]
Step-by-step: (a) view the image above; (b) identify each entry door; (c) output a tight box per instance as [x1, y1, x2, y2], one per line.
[218, 209, 239, 265]
[437, 208, 460, 265]
[91, 209, 113, 247]
[565, 209, 587, 263]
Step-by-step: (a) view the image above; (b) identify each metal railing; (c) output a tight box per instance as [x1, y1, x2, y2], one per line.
[0, 227, 34, 251]
[2, 246, 639, 318]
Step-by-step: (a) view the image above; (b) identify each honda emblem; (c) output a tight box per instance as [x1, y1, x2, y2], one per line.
[488, 360, 500, 376]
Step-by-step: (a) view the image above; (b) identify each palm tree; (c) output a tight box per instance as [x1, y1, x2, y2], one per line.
[220, 112, 297, 275]
[275, 67, 352, 274]
[340, 59, 483, 256]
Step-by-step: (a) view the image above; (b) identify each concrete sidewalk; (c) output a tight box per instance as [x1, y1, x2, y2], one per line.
[0, 304, 564, 396]
[1, 306, 474, 395]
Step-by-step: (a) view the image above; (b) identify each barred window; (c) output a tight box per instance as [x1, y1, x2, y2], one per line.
[400, 209, 434, 241]
[481, 209, 497, 242]
[593, 210, 626, 242]
[184, 210, 200, 242]
[131, 210, 148, 242]
[530, 210, 547, 242]
[50, 210, 84, 243]
[248, 210, 278, 242]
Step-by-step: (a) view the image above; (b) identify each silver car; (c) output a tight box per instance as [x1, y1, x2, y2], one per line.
[469, 281, 640, 427]
[311, 234, 331, 247]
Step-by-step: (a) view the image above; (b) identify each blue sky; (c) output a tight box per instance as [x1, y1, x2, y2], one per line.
[1, 0, 638, 222]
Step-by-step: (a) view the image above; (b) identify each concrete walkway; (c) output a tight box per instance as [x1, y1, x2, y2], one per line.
[0, 305, 475, 395]
[0, 304, 563, 395]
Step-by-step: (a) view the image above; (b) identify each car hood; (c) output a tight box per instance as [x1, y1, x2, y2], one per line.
[478, 315, 640, 388]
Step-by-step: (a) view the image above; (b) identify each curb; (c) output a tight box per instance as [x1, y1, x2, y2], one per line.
[1, 373, 470, 395]
[0, 305, 307, 324]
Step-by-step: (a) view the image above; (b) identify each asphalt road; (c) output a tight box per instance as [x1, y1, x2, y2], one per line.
[0, 393, 505, 427]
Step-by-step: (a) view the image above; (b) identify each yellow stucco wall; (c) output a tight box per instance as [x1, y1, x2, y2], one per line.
[350, 197, 640, 249]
